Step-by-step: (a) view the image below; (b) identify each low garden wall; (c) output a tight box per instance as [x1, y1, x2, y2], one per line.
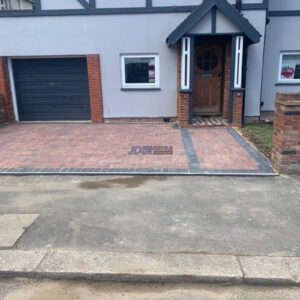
[272, 92, 300, 174]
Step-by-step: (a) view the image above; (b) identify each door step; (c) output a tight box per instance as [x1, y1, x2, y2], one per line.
[192, 116, 229, 127]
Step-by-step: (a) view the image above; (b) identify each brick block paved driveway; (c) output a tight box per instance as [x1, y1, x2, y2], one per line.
[0, 123, 274, 175]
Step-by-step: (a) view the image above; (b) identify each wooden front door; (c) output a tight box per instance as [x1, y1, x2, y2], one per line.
[193, 45, 223, 115]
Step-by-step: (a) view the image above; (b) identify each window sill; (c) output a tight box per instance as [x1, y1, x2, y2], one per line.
[275, 82, 300, 86]
[121, 88, 161, 91]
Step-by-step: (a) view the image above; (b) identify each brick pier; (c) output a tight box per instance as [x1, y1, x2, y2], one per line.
[0, 94, 5, 124]
[272, 92, 300, 174]
[0, 57, 14, 123]
[87, 54, 104, 123]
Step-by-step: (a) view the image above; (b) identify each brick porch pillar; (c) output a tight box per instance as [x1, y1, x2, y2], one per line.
[177, 41, 191, 128]
[272, 93, 300, 174]
[228, 36, 245, 127]
[232, 89, 244, 127]
[0, 94, 6, 123]
[178, 91, 190, 128]
[86, 54, 104, 123]
[0, 57, 14, 123]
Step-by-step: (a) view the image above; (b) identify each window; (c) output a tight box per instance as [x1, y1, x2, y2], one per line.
[279, 52, 300, 82]
[121, 54, 160, 89]
[0, 0, 34, 11]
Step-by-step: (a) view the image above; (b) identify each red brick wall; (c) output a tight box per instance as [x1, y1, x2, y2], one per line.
[232, 90, 243, 127]
[272, 93, 300, 174]
[222, 42, 231, 120]
[0, 94, 6, 123]
[0, 57, 14, 123]
[86, 54, 104, 123]
[178, 92, 190, 128]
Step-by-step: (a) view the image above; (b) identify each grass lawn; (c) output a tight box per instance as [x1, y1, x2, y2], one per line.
[243, 123, 273, 156]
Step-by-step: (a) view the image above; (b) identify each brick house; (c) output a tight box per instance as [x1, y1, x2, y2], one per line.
[0, 0, 299, 127]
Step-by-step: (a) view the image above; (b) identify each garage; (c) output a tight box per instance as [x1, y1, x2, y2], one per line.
[12, 58, 91, 121]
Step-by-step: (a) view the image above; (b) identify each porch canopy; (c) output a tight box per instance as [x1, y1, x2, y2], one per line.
[166, 0, 261, 46]
[167, 0, 261, 125]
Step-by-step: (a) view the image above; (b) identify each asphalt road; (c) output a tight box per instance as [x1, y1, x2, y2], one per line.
[0, 175, 299, 256]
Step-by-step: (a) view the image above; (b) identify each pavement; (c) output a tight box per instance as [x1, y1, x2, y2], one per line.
[0, 123, 274, 175]
[0, 214, 38, 248]
[0, 250, 299, 286]
[1, 280, 300, 300]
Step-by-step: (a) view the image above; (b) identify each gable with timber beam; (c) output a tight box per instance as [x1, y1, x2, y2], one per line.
[167, 0, 261, 46]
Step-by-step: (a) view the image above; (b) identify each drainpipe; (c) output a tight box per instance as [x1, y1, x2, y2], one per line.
[259, 0, 270, 121]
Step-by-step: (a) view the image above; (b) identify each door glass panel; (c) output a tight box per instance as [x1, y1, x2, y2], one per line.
[197, 50, 218, 72]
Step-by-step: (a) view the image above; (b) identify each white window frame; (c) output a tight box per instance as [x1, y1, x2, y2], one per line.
[0, 0, 8, 10]
[181, 37, 191, 90]
[121, 54, 160, 89]
[0, 0, 33, 10]
[278, 51, 300, 83]
[234, 36, 244, 89]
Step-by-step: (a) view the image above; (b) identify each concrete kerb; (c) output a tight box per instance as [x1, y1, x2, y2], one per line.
[0, 171, 278, 176]
[0, 250, 299, 286]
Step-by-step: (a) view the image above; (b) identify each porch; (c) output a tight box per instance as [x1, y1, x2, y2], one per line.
[167, 0, 261, 128]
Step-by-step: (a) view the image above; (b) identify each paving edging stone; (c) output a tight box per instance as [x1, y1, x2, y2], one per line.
[240, 256, 296, 285]
[0, 250, 299, 286]
[35, 251, 243, 284]
[0, 170, 277, 176]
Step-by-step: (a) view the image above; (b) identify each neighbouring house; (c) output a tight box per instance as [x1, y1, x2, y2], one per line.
[0, 0, 299, 127]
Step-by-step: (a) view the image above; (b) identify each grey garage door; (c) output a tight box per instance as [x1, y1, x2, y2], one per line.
[13, 58, 91, 121]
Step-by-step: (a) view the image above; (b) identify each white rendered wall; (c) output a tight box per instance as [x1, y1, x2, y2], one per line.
[261, 16, 300, 111]
[243, 9, 266, 117]
[0, 13, 188, 118]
